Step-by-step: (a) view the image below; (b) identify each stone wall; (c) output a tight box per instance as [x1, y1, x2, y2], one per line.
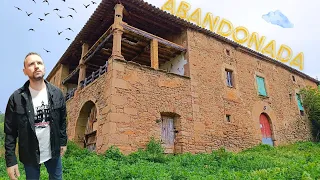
[187, 29, 317, 152]
[103, 59, 193, 154]
[66, 70, 112, 153]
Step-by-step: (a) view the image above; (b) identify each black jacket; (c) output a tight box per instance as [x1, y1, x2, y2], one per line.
[4, 80, 67, 167]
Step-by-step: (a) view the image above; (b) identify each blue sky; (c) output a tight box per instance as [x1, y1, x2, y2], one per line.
[0, 0, 319, 112]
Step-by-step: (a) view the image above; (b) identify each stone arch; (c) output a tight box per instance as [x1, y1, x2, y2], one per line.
[75, 100, 98, 151]
[252, 101, 277, 146]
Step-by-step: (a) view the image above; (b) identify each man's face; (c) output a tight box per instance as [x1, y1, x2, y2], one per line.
[23, 54, 45, 81]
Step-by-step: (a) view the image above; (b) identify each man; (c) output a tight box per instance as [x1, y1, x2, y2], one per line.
[4, 52, 67, 180]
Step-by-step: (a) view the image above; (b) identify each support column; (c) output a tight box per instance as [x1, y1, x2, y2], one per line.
[78, 43, 89, 88]
[111, 4, 124, 60]
[111, 29, 124, 59]
[151, 39, 159, 69]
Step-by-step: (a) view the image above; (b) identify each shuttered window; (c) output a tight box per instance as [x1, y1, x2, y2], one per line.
[296, 93, 304, 111]
[256, 76, 267, 96]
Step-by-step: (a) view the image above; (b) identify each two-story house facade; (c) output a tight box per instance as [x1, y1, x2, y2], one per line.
[47, 0, 319, 154]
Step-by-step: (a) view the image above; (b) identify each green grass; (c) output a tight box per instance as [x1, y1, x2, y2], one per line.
[0, 141, 320, 180]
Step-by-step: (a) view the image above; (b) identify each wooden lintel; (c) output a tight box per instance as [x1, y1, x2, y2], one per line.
[121, 23, 186, 52]
[62, 66, 79, 85]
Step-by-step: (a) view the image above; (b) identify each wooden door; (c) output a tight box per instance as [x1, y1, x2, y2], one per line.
[84, 106, 97, 151]
[259, 113, 274, 146]
[161, 116, 175, 153]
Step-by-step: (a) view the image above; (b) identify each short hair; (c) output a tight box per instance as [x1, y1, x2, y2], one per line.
[24, 52, 42, 67]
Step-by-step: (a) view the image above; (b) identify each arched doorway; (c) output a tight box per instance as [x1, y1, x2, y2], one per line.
[75, 101, 98, 151]
[259, 113, 274, 146]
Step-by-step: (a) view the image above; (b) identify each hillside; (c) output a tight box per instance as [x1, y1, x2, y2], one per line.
[0, 140, 319, 179]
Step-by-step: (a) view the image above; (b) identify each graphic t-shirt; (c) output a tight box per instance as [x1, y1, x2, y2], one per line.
[29, 86, 52, 164]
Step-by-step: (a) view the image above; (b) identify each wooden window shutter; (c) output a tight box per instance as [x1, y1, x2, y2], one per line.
[256, 76, 267, 96]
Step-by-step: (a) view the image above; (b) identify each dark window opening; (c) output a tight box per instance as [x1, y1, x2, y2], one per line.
[226, 69, 233, 87]
[226, 114, 231, 122]
[292, 75, 296, 82]
[225, 49, 230, 56]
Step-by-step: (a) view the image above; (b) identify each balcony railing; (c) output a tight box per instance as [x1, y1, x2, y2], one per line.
[65, 88, 76, 101]
[65, 61, 108, 101]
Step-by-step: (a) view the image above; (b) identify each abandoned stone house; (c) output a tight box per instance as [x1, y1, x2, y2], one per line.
[46, 0, 319, 154]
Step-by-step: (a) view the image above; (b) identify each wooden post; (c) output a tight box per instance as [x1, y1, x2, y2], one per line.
[151, 39, 159, 69]
[111, 4, 124, 60]
[78, 43, 89, 87]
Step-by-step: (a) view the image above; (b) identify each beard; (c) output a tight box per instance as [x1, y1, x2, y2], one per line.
[30, 72, 45, 81]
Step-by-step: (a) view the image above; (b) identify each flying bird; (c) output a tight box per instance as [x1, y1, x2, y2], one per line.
[32, 0, 36, 3]
[53, 8, 60, 11]
[62, 0, 66, 2]
[65, 38, 71, 41]
[91, 1, 97, 4]
[14, 6, 22, 11]
[38, 18, 45, 21]
[56, 13, 64, 18]
[83, 4, 90, 8]
[43, 0, 49, 5]
[65, 28, 73, 32]
[43, 48, 51, 53]
[26, 12, 32, 16]
[57, 30, 63, 35]
[44, 12, 50, 16]
[28, 28, 35, 31]
[68, 7, 77, 13]
[67, 15, 73, 19]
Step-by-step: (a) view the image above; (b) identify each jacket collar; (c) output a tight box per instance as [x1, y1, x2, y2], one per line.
[19, 79, 55, 96]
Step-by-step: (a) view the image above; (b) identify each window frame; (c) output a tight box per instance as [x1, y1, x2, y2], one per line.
[256, 75, 268, 97]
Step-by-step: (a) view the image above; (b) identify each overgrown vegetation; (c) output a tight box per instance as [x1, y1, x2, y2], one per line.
[300, 86, 320, 141]
[0, 139, 320, 179]
[0, 112, 4, 150]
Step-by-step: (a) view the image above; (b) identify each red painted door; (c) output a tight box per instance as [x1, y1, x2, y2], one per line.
[259, 114, 274, 146]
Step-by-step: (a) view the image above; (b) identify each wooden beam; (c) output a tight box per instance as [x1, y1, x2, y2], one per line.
[128, 13, 180, 33]
[62, 66, 79, 85]
[82, 25, 112, 62]
[131, 45, 150, 62]
[121, 23, 186, 52]
[151, 39, 158, 69]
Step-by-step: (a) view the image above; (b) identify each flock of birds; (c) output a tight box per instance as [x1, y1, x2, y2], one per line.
[14, 0, 98, 53]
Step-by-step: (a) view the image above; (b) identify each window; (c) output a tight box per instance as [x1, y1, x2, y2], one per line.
[256, 76, 267, 96]
[226, 69, 233, 87]
[226, 114, 231, 122]
[226, 49, 230, 56]
[292, 75, 296, 82]
[296, 93, 304, 115]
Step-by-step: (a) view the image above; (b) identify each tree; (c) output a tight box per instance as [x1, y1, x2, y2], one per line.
[300, 86, 320, 141]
